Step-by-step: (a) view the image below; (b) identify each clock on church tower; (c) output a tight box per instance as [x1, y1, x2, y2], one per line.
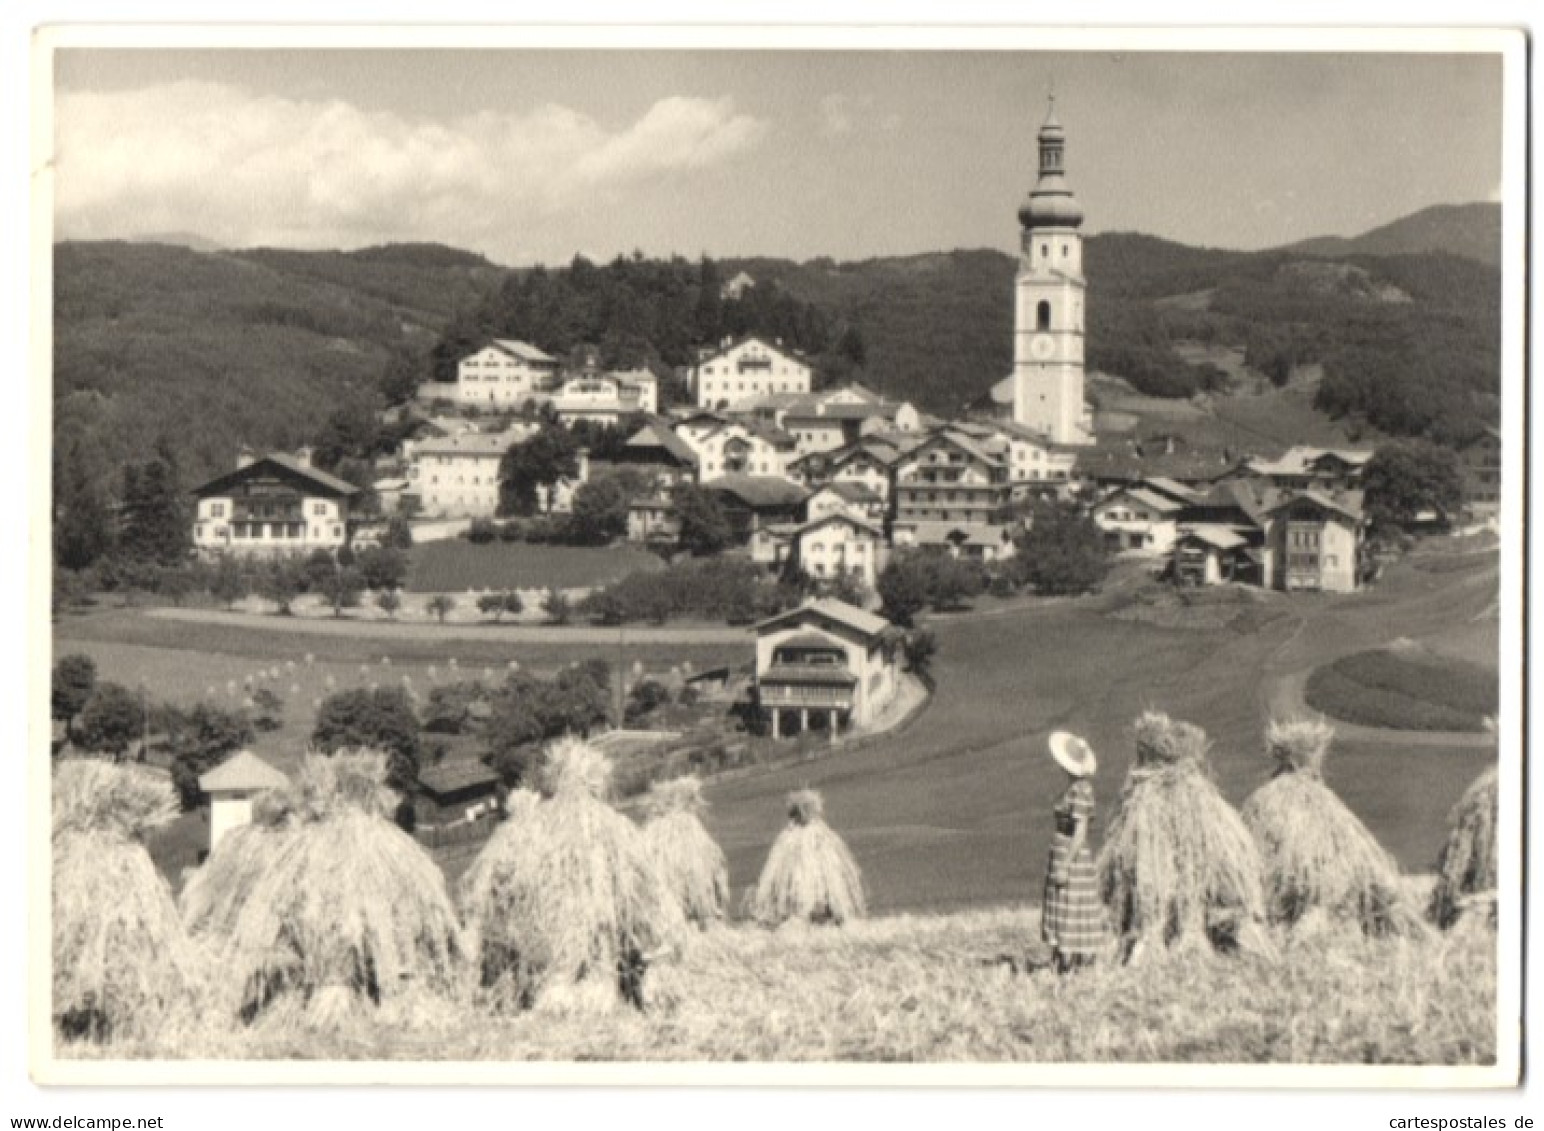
[1011, 96, 1093, 447]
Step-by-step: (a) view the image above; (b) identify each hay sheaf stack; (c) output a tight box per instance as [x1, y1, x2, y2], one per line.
[1241, 719, 1422, 938]
[458, 737, 684, 1013]
[1098, 712, 1273, 962]
[745, 789, 866, 928]
[53, 759, 204, 1043]
[1429, 765, 1499, 931]
[641, 776, 729, 928]
[181, 749, 465, 1028]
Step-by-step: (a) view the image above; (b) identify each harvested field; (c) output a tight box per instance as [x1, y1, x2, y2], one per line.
[63, 905, 1496, 1064]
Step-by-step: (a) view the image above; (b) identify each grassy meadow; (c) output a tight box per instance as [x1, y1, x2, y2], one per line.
[64, 906, 1497, 1064]
[404, 540, 664, 593]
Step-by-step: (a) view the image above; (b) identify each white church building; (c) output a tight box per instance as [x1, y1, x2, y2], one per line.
[990, 98, 1096, 448]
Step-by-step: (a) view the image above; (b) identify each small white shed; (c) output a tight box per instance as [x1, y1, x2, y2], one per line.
[199, 750, 289, 853]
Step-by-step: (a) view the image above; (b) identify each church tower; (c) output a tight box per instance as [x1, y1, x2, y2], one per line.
[1013, 97, 1092, 445]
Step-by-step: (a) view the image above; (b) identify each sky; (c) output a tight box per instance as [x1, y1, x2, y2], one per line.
[51, 47, 1504, 266]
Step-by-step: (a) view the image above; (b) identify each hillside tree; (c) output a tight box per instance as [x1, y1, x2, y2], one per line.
[498, 426, 579, 517]
[77, 681, 146, 759]
[51, 653, 98, 733]
[672, 483, 732, 556]
[1362, 439, 1465, 528]
[1014, 502, 1110, 595]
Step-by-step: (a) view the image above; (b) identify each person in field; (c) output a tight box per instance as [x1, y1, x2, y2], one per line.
[1042, 731, 1111, 973]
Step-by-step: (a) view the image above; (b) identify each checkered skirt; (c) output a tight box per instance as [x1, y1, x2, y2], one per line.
[1041, 779, 1111, 956]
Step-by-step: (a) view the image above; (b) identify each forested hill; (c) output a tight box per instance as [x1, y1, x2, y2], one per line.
[53, 240, 504, 494]
[1280, 202, 1501, 267]
[718, 233, 1499, 443]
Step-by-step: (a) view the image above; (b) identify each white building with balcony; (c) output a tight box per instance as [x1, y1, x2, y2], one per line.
[190, 449, 359, 556]
[753, 599, 901, 738]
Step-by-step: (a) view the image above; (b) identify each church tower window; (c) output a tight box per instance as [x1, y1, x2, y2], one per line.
[1036, 301, 1051, 331]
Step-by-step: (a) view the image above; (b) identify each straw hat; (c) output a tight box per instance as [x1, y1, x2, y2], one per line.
[1048, 731, 1097, 778]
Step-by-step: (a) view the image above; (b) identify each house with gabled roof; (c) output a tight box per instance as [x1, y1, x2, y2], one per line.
[685, 420, 798, 482]
[455, 339, 560, 408]
[1244, 446, 1374, 492]
[892, 429, 1011, 529]
[200, 750, 289, 851]
[805, 481, 887, 526]
[191, 449, 360, 556]
[616, 416, 700, 486]
[753, 599, 902, 737]
[1173, 524, 1255, 587]
[1261, 490, 1367, 593]
[1090, 483, 1185, 554]
[892, 520, 1018, 563]
[704, 474, 810, 545]
[690, 335, 813, 409]
[406, 428, 531, 518]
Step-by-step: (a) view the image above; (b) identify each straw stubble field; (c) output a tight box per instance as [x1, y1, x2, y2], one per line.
[68, 906, 1496, 1064]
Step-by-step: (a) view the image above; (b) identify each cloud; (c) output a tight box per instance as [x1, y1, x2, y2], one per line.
[818, 92, 901, 140]
[53, 82, 767, 256]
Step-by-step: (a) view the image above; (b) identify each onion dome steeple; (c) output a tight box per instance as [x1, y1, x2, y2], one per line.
[1018, 95, 1085, 230]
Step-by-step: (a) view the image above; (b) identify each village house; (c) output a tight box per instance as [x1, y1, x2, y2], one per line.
[1169, 478, 1367, 594]
[827, 443, 899, 504]
[752, 385, 923, 457]
[684, 420, 798, 482]
[455, 339, 560, 408]
[1457, 426, 1502, 519]
[691, 336, 813, 410]
[408, 430, 588, 518]
[720, 270, 756, 299]
[406, 431, 521, 518]
[892, 429, 1011, 528]
[199, 750, 288, 853]
[546, 373, 653, 428]
[753, 599, 902, 738]
[804, 481, 888, 526]
[615, 417, 700, 486]
[705, 474, 809, 547]
[1173, 525, 1255, 587]
[892, 520, 1018, 563]
[415, 759, 501, 829]
[626, 492, 680, 545]
[971, 419, 1081, 495]
[789, 512, 888, 590]
[1090, 483, 1186, 554]
[191, 448, 359, 556]
[1241, 446, 1374, 493]
[370, 476, 414, 515]
[1261, 491, 1367, 594]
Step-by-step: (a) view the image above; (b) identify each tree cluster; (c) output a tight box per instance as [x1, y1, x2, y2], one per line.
[580, 557, 797, 627]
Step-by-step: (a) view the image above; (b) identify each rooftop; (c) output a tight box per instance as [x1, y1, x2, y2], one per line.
[191, 453, 361, 499]
[1178, 524, 1249, 552]
[412, 431, 524, 458]
[418, 760, 501, 796]
[490, 339, 557, 365]
[755, 597, 895, 641]
[706, 474, 810, 509]
[199, 750, 289, 793]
